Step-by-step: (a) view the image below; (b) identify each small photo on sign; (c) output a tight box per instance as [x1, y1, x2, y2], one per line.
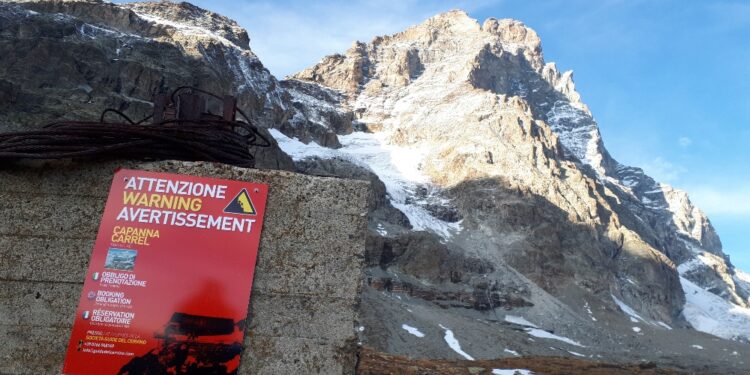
[104, 248, 137, 271]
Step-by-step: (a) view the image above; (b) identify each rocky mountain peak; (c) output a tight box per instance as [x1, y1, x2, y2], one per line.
[542, 62, 587, 112]
[482, 18, 538, 45]
[418, 9, 481, 35]
[293, 11, 550, 96]
[282, 9, 750, 350]
[481, 17, 543, 67]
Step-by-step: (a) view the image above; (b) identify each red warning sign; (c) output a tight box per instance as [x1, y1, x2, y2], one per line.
[62, 169, 268, 375]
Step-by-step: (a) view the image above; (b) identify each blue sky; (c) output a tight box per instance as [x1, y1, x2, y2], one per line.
[180, 0, 749, 270]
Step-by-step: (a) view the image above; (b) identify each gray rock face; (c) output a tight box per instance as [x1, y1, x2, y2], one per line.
[0, 0, 293, 170]
[282, 7, 750, 360]
[279, 79, 353, 148]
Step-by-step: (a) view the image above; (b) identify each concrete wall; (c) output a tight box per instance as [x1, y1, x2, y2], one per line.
[0, 160, 368, 374]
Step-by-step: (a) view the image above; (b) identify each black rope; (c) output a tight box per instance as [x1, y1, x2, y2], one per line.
[0, 87, 270, 167]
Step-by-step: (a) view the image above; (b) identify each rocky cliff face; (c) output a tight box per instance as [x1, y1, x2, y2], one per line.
[0, 0, 293, 169]
[278, 9, 750, 367]
[288, 9, 747, 305]
[2, 2, 749, 372]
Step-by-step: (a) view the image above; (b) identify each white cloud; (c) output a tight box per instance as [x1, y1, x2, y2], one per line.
[678, 136, 692, 147]
[202, 0, 501, 78]
[640, 157, 686, 183]
[685, 185, 750, 216]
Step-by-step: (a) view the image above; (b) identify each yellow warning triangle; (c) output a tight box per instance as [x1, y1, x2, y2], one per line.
[224, 188, 256, 215]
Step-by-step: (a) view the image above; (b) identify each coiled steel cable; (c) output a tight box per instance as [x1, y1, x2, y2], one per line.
[0, 87, 270, 167]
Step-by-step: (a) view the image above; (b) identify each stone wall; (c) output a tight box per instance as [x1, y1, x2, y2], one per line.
[0, 160, 368, 374]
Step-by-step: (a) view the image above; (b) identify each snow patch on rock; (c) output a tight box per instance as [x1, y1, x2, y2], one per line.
[584, 301, 597, 321]
[439, 324, 474, 360]
[492, 369, 535, 375]
[525, 328, 583, 347]
[504, 315, 538, 328]
[546, 100, 602, 174]
[611, 294, 649, 325]
[656, 321, 673, 330]
[270, 128, 461, 238]
[680, 276, 750, 341]
[504, 348, 520, 356]
[132, 11, 243, 50]
[401, 324, 425, 338]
